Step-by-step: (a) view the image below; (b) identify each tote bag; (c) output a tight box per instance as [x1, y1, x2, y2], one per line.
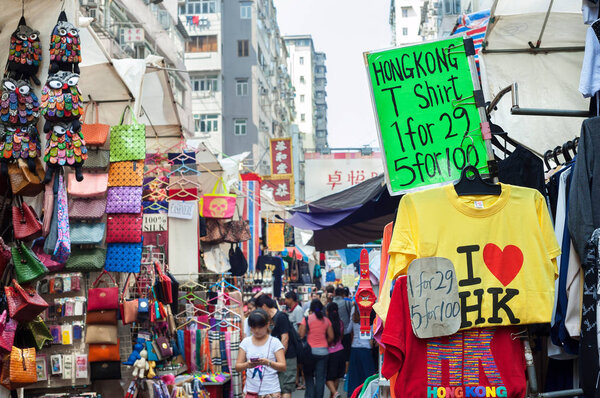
[109, 106, 146, 162]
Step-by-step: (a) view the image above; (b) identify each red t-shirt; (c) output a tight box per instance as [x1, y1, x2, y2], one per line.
[382, 276, 526, 398]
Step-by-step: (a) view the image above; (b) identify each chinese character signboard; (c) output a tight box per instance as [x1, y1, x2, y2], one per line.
[364, 37, 491, 195]
[270, 138, 293, 176]
[122, 28, 144, 44]
[263, 175, 294, 205]
[304, 152, 383, 201]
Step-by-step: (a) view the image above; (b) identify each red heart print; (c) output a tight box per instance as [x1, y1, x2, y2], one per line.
[482, 243, 524, 286]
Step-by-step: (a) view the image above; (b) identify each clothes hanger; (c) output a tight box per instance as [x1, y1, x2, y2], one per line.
[562, 142, 573, 163]
[453, 165, 501, 196]
[176, 317, 210, 330]
[143, 201, 168, 212]
[168, 163, 202, 177]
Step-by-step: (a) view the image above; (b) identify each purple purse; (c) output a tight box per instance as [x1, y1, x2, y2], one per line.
[105, 186, 142, 214]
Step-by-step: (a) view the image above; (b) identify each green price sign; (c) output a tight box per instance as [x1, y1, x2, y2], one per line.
[365, 37, 490, 195]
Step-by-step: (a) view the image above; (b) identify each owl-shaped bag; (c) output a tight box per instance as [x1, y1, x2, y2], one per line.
[199, 178, 236, 219]
[40, 71, 84, 123]
[0, 124, 41, 160]
[0, 78, 40, 126]
[49, 11, 81, 74]
[109, 106, 146, 162]
[6, 17, 41, 85]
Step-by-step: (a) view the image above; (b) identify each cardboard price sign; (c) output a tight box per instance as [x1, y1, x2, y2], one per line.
[407, 257, 461, 339]
[365, 37, 489, 194]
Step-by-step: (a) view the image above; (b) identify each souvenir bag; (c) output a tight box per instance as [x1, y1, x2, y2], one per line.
[0, 346, 37, 389]
[88, 341, 120, 362]
[109, 106, 146, 162]
[48, 11, 82, 74]
[88, 270, 119, 311]
[81, 101, 109, 146]
[42, 177, 54, 237]
[105, 242, 143, 273]
[52, 174, 70, 263]
[86, 309, 117, 325]
[7, 158, 44, 197]
[199, 218, 227, 245]
[70, 222, 105, 245]
[0, 238, 11, 278]
[11, 242, 48, 284]
[106, 213, 142, 243]
[25, 316, 53, 350]
[199, 178, 236, 219]
[120, 273, 138, 325]
[105, 186, 142, 214]
[43, 186, 59, 255]
[32, 238, 64, 272]
[90, 361, 121, 380]
[108, 160, 144, 187]
[6, 16, 42, 85]
[68, 196, 106, 219]
[0, 316, 17, 353]
[228, 243, 248, 277]
[67, 172, 108, 197]
[65, 247, 105, 271]
[85, 324, 117, 344]
[12, 197, 42, 241]
[154, 262, 172, 304]
[5, 279, 48, 322]
[83, 149, 110, 169]
[224, 220, 251, 243]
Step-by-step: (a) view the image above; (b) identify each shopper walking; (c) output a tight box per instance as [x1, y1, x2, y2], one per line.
[284, 291, 304, 331]
[236, 309, 287, 398]
[243, 298, 257, 338]
[332, 287, 353, 371]
[325, 302, 345, 398]
[347, 304, 375, 396]
[299, 299, 334, 398]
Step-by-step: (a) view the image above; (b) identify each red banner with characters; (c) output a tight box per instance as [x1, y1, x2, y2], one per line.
[270, 138, 293, 176]
[263, 175, 295, 205]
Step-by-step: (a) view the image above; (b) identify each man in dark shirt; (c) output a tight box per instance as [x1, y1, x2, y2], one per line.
[256, 294, 297, 398]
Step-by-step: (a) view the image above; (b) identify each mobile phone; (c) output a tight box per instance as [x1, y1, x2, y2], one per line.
[250, 357, 259, 362]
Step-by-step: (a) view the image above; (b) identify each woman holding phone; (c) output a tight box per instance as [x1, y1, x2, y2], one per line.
[236, 309, 287, 398]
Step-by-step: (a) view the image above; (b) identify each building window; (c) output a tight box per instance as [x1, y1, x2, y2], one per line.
[194, 114, 219, 133]
[234, 119, 247, 135]
[300, 76, 305, 84]
[300, 113, 306, 122]
[186, 35, 217, 52]
[299, 56, 304, 65]
[191, 75, 218, 92]
[181, 0, 216, 15]
[401, 7, 409, 17]
[443, 0, 461, 14]
[238, 40, 249, 57]
[236, 79, 249, 96]
[402, 28, 408, 36]
[240, 3, 251, 19]
[300, 94, 305, 103]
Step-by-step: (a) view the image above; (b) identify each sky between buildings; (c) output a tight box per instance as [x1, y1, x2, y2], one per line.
[273, 0, 392, 149]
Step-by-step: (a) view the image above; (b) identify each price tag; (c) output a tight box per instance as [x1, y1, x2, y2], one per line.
[168, 201, 195, 220]
[407, 257, 461, 339]
[143, 213, 168, 231]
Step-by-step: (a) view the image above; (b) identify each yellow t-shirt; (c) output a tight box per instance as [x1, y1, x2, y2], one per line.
[388, 183, 560, 330]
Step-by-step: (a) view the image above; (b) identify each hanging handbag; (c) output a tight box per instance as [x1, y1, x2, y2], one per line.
[0, 317, 17, 353]
[81, 101, 110, 146]
[86, 309, 118, 325]
[120, 273, 139, 325]
[7, 158, 44, 197]
[154, 334, 173, 359]
[85, 324, 118, 344]
[105, 186, 143, 214]
[199, 178, 236, 219]
[90, 361, 121, 380]
[83, 148, 110, 169]
[88, 270, 119, 311]
[25, 316, 53, 350]
[42, 177, 54, 237]
[154, 261, 172, 304]
[70, 222, 106, 245]
[106, 213, 143, 243]
[68, 196, 106, 220]
[67, 172, 108, 198]
[108, 160, 144, 187]
[109, 106, 146, 162]
[89, 341, 121, 362]
[12, 197, 42, 241]
[0, 238, 11, 279]
[65, 247, 106, 271]
[0, 346, 37, 389]
[5, 279, 48, 322]
[105, 241, 143, 273]
[228, 243, 248, 277]
[199, 218, 227, 245]
[224, 220, 251, 243]
[53, 174, 70, 263]
[11, 242, 48, 284]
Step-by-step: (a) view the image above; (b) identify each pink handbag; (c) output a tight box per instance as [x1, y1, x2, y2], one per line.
[88, 271, 119, 312]
[67, 173, 108, 198]
[32, 239, 64, 272]
[105, 186, 142, 214]
[68, 197, 107, 220]
[199, 179, 236, 219]
[42, 177, 54, 237]
[0, 311, 16, 353]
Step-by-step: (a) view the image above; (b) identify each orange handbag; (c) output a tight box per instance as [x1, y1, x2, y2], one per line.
[88, 340, 120, 362]
[81, 101, 110, 146]
[108, 161, 144, 187]
[67, 172, 108, 198]
[0, 346, 37, 389]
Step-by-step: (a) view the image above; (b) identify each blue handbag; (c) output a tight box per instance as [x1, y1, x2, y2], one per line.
[104, 241, 142, 273]
[70, 222, 106, 245]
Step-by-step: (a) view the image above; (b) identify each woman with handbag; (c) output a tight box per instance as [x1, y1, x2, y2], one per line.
[236, 309, 286, 398]
[299, 299, 334, 398]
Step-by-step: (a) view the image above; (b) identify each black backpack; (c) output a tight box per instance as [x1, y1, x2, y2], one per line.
[293, 316, 313, 365]
[229, 243, 248, 276]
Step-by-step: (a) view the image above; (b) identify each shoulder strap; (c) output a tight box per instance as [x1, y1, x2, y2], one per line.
[93, 270, 117, 287]
[119, 105, 138, 125]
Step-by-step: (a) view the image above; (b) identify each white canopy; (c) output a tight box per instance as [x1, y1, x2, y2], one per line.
[480, 0, 588, 154]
